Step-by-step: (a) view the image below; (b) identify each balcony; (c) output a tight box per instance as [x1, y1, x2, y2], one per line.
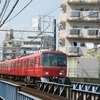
[60, 0, 66, 12]
[4, 45, 13, 48]
[67, 11, 83, 21]
[67, 11, 100, 21]
[59, 46, 97, 56]
[67, 28, 100, 39]
[6, 50, 12, 53]
[60, 13, 66, 23]
[67, 0, 85, 3]
[88, 29, 99, 37]
[59, 30, 66, 40]
[69, 29, 82, 37]
[66, 28, 82, 38]
[60, 0, 66, 6]
[67, 0, 100, 4]
[59, 46, 82, 56]
[68, 47, 81, 56]
[88, 11, 100, 21]
[87, 0, 100, 4]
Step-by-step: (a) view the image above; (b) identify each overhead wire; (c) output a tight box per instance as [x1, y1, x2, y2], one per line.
[5, 0, 34, 23]
[0, 0, 7, 17]
[0, 0, 19, 28]
[11, 0, 62, 36]
[5, 0, 34, 37]
[0, 0, 11, 24]
[21, 0, 64, 30]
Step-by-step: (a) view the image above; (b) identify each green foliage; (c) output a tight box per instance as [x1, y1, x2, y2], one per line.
[84, 49, 100, 58]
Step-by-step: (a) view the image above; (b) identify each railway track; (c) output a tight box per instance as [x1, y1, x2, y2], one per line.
[21, 86, 68, 100]
[0, 78, 69, 100]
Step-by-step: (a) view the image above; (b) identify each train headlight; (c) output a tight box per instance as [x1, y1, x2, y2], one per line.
[59, 70, 65, 75]
[43, 71, 49, 75]
[59, 72, 65, 75]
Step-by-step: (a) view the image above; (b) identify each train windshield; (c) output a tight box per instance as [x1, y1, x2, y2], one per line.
[41, 53, 67, 67]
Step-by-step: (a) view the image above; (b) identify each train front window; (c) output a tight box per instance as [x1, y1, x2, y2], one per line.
[41, 53, 66, 67]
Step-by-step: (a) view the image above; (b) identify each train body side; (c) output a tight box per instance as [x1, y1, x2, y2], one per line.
[0, 50, 67, 81]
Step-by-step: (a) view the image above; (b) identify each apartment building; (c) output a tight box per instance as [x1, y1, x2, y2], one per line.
[59, 0, 100, 56]
[3, 30, 54, 60]
[21, 35, 54, 54]
[3, 35, 23, 60]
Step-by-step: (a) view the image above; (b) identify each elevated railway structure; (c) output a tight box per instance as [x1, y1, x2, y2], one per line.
[0, 78, 100, 100]
[37, 81, 100, 100]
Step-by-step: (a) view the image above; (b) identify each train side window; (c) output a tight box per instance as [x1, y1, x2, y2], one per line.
[30, 60, 34, 67]
[16, 62, 20, 68]
[15, 62, 17, 68]
[23, 60, 26, 68]
[12, 63, 14, 68]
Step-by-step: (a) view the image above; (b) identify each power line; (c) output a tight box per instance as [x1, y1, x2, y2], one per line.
[0, 0, 7, 17]
[20, 0, 65, 30]
[0, 0, 11, 23]
[5, 0, 34, 23]
[0, 0, 19, 28]
[0, 29, 53, 33]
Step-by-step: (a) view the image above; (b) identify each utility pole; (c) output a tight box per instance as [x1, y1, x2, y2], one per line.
[54, 19, 56, 50]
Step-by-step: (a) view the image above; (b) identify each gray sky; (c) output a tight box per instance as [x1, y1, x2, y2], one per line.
[0, 0, 60, 45]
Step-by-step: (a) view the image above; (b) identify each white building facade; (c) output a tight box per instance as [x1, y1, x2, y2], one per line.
[59, 0, 100, 56]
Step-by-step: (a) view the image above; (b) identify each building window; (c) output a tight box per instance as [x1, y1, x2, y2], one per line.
[16, 62, 20, 68]
[12, 63, 14, 68]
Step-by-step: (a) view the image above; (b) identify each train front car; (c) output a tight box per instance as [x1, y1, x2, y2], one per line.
[40, 51, 67, 83]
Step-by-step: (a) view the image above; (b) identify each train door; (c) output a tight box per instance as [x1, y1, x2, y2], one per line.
[34, 57, 40, 77]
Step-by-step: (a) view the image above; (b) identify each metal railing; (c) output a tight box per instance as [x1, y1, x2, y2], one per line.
[37, 81, 100, 100]
[0, 80, 41, 100]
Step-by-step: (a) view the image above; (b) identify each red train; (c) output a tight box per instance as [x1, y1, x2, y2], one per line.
[0, 50, 67, 83]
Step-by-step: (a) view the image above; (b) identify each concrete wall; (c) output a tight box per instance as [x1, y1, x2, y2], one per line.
[67, 57, 99, 78]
